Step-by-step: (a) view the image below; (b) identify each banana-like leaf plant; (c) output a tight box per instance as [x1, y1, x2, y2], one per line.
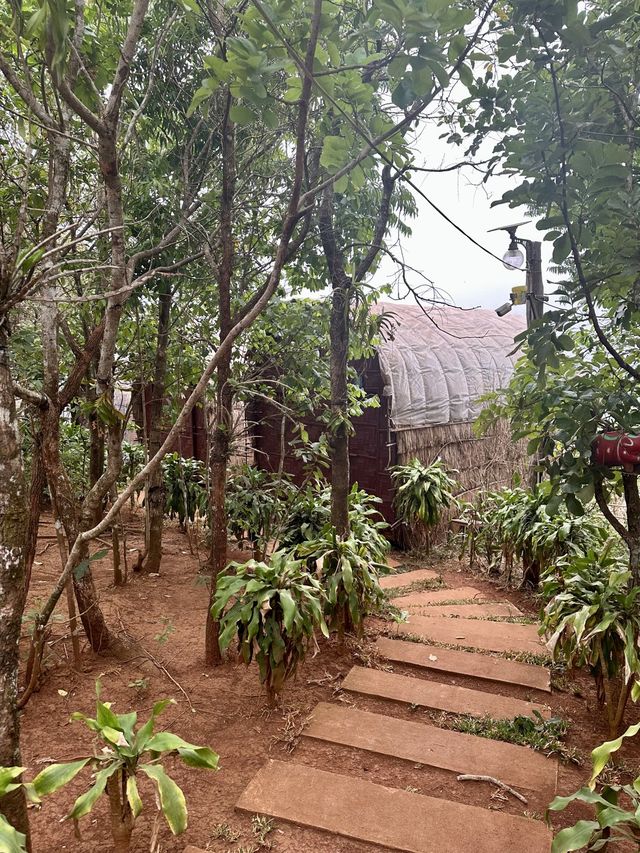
[548, 721, 640, 852]
[390, 458, 457, 552]
[295, 529, 386, 637]
[279, 479, 390, 565]
[212, 552, 329, 706]
[541, 545, 640, 738]
[43, 684, 218, 852]
[0, 767, 28, 853]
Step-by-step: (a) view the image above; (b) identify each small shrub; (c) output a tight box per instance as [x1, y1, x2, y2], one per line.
[226, 465, 295, 558]
[459, 485, 609, 587]
[48, 685, 218, 851]
[296, 529, 386, 636]
[212, 552, 328, 705]
[162, 453, 207, 525]
[548, 721, 640, 851]
[279, 480, 390, 564]
[391, 458, 457, 552]
[541, 545, 640, 737]
[442, 712, 573, 760]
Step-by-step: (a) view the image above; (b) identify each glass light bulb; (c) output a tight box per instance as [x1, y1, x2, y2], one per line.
[503, 247, 525, 270]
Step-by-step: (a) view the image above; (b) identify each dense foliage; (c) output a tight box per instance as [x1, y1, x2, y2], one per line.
[161, 454, 208, 527]
[212, 552, 328, 705]
[549, 721, 640, 852]
[459, 484, 609, 587]
[541, 546, 640, 737]
[296, 530, 386, 635]
[226, 465, 295, 558]
[280, 480, 390, 565]
[391, 458, 457, 552]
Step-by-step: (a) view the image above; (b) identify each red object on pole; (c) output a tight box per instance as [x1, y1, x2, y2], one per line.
[593, 432, 640, 471]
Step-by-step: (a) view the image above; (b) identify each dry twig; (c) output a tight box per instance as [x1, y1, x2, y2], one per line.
[456, 774, 528, 804]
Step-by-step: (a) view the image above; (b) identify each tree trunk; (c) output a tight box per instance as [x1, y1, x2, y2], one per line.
[23, 433, 45, 595]
[87, 410, 105, 526]
[0, 324, 31, 847]
[329, 281, 351, 537]
[141, 283, 172, 574]
[623, 473, 640, 586]
[205, 364, 232, 666]
[41, 404, 114, 652]
[106, 773, 134, 853]
[205, 94, 235, 666]
[318, 170, 394, 539]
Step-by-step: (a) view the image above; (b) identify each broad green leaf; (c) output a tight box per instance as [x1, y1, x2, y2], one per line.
[551, 820, 600, 853]
[139, 765, 187, 835]
[229, 105, 256, 125]
[126, 775, 143, 819]
[0, 768, 24, 798]
[68, 763, 120, 820]
[0, 814, 27, 853]
[591, 721, 640, 783]
[30, 759, 89, 800]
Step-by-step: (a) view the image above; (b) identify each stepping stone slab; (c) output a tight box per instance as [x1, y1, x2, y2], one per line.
[392, 586, 487, 604]
[304, 702, 557, 795]
[379, 568, 439, 590]
[396, 602, 523, 618]
[396, 614, 544, 656]
[341, 666, 550, 719]
[376, 637, 551, 693]
[236, 760, 552, 853]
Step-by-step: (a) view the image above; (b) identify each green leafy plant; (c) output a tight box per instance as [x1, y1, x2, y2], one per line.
[119, 441, 146, 491]
[47, 685, 218, 852]
[0, 767, 28, 853]
[212, 552, 328, 705]
[391, 458, 457, 552]
[279, 479, 390, 564]
[161, 453, 207, 526]
[548, 721, 640, 852]
[226, 465, 295, 558]
[59, 421, 91, 499]
[459, 485, 609, 587]
[443, 711, 574, 761]
[296, 530, 386, 637]
[541, 545, 640, 737]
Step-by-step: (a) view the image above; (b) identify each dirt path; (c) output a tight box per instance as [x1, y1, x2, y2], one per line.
[19, 524, 640, 852]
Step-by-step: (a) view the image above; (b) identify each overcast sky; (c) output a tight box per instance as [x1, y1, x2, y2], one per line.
[376, 122, 553, 313]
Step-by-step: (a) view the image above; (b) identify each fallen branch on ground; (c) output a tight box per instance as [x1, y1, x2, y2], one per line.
[456, 774, 528, 804]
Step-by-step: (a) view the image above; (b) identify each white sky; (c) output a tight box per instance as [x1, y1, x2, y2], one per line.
[376, 123, 553, 313]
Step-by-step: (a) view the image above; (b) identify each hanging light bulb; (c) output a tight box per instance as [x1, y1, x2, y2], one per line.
[502, 239, 525, 270]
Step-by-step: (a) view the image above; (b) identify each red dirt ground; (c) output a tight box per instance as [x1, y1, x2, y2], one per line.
[19, 517, 640, 852]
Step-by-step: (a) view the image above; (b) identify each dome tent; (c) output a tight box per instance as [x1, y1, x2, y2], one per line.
[250, 300, 528, 536]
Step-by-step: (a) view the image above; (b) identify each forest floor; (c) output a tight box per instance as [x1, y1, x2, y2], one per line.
[20, 513, 640, 852]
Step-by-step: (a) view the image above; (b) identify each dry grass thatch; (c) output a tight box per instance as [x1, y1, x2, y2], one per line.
[395, 417, 530, 542]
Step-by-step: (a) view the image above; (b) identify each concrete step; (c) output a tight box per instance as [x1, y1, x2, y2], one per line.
[341, 666, 550, 719]
[391, 586, 487, 604]
[376, 637, 551, 693]
[395, 602, 523, 618]
[380, 569, 439, 590]
[236, 760, 552, 853]
[304, 702, 557, 795]
[395, 614, 544, 657]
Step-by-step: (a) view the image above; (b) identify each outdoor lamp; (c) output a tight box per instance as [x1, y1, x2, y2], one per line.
[502, 239, 525, 270]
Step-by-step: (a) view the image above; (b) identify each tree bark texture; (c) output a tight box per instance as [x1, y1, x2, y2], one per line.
[205, 94, 235, 666]
[319, 169, 394, 538]
[0, 323, 31, 845]
[141, 282, 172, 573]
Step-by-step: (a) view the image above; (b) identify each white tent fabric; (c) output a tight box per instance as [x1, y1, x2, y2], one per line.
[372, 303, 526, 428]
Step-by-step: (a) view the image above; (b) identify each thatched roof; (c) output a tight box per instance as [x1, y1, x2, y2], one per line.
[373, 302, 525, 429]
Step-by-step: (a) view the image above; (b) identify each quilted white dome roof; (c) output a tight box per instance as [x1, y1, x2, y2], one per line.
[372, 302, 526, 428]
